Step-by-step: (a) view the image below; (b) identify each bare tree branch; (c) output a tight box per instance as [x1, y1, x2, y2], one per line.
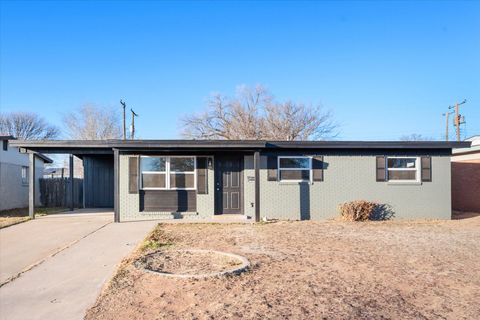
[63, 105, 122, 140]
[181, 85, 337, 140]
[399, 134, 435, 141]
[0, 112, 59, 140]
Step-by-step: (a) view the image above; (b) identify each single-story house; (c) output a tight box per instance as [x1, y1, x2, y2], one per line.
[11, 139, 469, 221]
[0, 136, 53, 211]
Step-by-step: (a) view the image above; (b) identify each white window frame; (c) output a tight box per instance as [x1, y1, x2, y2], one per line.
[21, 166, 29, 185]
[386, 156, 420, 183]
[278, 156, 312, 183]
[140, 156, 196, 190]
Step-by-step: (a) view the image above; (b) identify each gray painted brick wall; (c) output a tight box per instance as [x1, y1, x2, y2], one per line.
[244, 154, 451, 220]
[119, 154, 215, 221]
[119, 153, 451, 221]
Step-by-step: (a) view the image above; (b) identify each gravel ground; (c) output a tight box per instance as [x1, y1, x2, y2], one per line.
[86, 214, 480, 320]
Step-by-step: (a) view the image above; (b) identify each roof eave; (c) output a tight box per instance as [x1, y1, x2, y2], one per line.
[10, 139, 471, 152]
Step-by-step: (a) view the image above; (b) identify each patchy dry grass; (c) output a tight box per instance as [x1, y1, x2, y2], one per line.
[87, 216, 480, 320]
[139, 226, 176, 252]
[0, 207, 68, 229]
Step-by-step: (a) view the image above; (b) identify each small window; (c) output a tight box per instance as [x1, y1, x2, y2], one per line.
[140, 156, 196, 190]
[386, 157, 419, 182]
[2, 140, 7, 151]
[21, 166, 29, 185]
[278, 156, 311, 182]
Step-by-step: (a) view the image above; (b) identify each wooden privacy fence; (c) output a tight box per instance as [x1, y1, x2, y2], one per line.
[39, 178, 83, 208]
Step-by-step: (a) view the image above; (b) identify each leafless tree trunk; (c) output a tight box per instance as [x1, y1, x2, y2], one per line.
[181, 85, 337, 140]
[63, 105, 122, 140]
[0, 112, 59, 140]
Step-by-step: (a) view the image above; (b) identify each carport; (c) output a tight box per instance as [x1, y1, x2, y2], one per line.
[12, 139, 264, 223]
[11, 140, 116, 220]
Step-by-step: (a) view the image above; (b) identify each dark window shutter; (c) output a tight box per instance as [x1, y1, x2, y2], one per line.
[421, 156, 432, 182]
[129, 156, 139, 194]
[312, 156, 324, 181]
[197, 157, 208, 194]
[376, 156, 386, 182]
[267, 156, 277, 181]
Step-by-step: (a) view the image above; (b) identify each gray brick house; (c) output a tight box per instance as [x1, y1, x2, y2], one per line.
[12, 140, 469, 222]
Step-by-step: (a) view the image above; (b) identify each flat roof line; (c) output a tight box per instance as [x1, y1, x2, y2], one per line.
[10, 139, 471, 153]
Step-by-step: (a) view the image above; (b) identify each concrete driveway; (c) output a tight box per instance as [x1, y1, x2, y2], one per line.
[0, 210, 156, 320]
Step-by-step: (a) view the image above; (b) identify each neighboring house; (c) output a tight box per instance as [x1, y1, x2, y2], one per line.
[12, 139, 469, 221]
[451, 135, 480, 213]
[43, 167, 67, 178]
[0, 136, 53, 211]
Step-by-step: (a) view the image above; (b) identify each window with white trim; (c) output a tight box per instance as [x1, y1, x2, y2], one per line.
[278, 156, 312, 182]
[386, 157, 419, 182]
[140, 156, 196, 190]
[21, 166, 29, 185]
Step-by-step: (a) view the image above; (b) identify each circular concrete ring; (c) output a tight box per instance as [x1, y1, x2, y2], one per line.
[137, 249, 250, 279]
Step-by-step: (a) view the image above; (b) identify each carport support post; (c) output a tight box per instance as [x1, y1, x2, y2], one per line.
[254, 151, 260, 222]
[69, 154, 74, 211]
[28, 153, 36, 219]
[113, 148, 120, 222]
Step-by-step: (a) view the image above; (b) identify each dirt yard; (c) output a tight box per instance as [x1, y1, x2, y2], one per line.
[86, 215, 480, 320]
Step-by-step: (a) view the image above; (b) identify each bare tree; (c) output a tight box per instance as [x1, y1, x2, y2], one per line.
[0, 112, 59, 140]
[263, 102, 336, 141]
[63, 105, 122, 140]
[181, 85, 337, 140]
[399, 134, 435, 141]
[181, 86, 270, 140]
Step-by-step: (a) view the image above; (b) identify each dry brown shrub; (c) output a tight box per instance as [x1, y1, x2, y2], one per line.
[338, 200, 378, 221]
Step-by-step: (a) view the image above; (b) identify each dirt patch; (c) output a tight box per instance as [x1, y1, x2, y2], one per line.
[86, 217, 480, 319]
[135, 249, 248, 277]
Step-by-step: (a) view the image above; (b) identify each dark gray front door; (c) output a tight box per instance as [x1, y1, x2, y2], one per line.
[215, 156, 243, 214]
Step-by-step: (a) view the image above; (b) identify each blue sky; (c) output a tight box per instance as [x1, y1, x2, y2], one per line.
[1, 0, 479, 140]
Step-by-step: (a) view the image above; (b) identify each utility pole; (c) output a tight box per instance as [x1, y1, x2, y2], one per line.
[442, 110, 454, 141]
[120, 100, 127, 140]
[130, 109, 138, 140]
[448, 99, 467, 142]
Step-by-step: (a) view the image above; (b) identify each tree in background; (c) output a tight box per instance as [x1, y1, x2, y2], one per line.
[0, 112, 59, 140]
[63, 105, 122, 140]
[399, 134, 435, 141]
[181, 85, 337, 140]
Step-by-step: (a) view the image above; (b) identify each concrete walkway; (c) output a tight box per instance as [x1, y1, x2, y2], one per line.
[0, 210, 156, 320]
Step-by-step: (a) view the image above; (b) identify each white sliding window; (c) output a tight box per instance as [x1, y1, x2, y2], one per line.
[386, 157, 420, 182]
[278, 156, 312, 182]
[140, 156, 196, 190]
